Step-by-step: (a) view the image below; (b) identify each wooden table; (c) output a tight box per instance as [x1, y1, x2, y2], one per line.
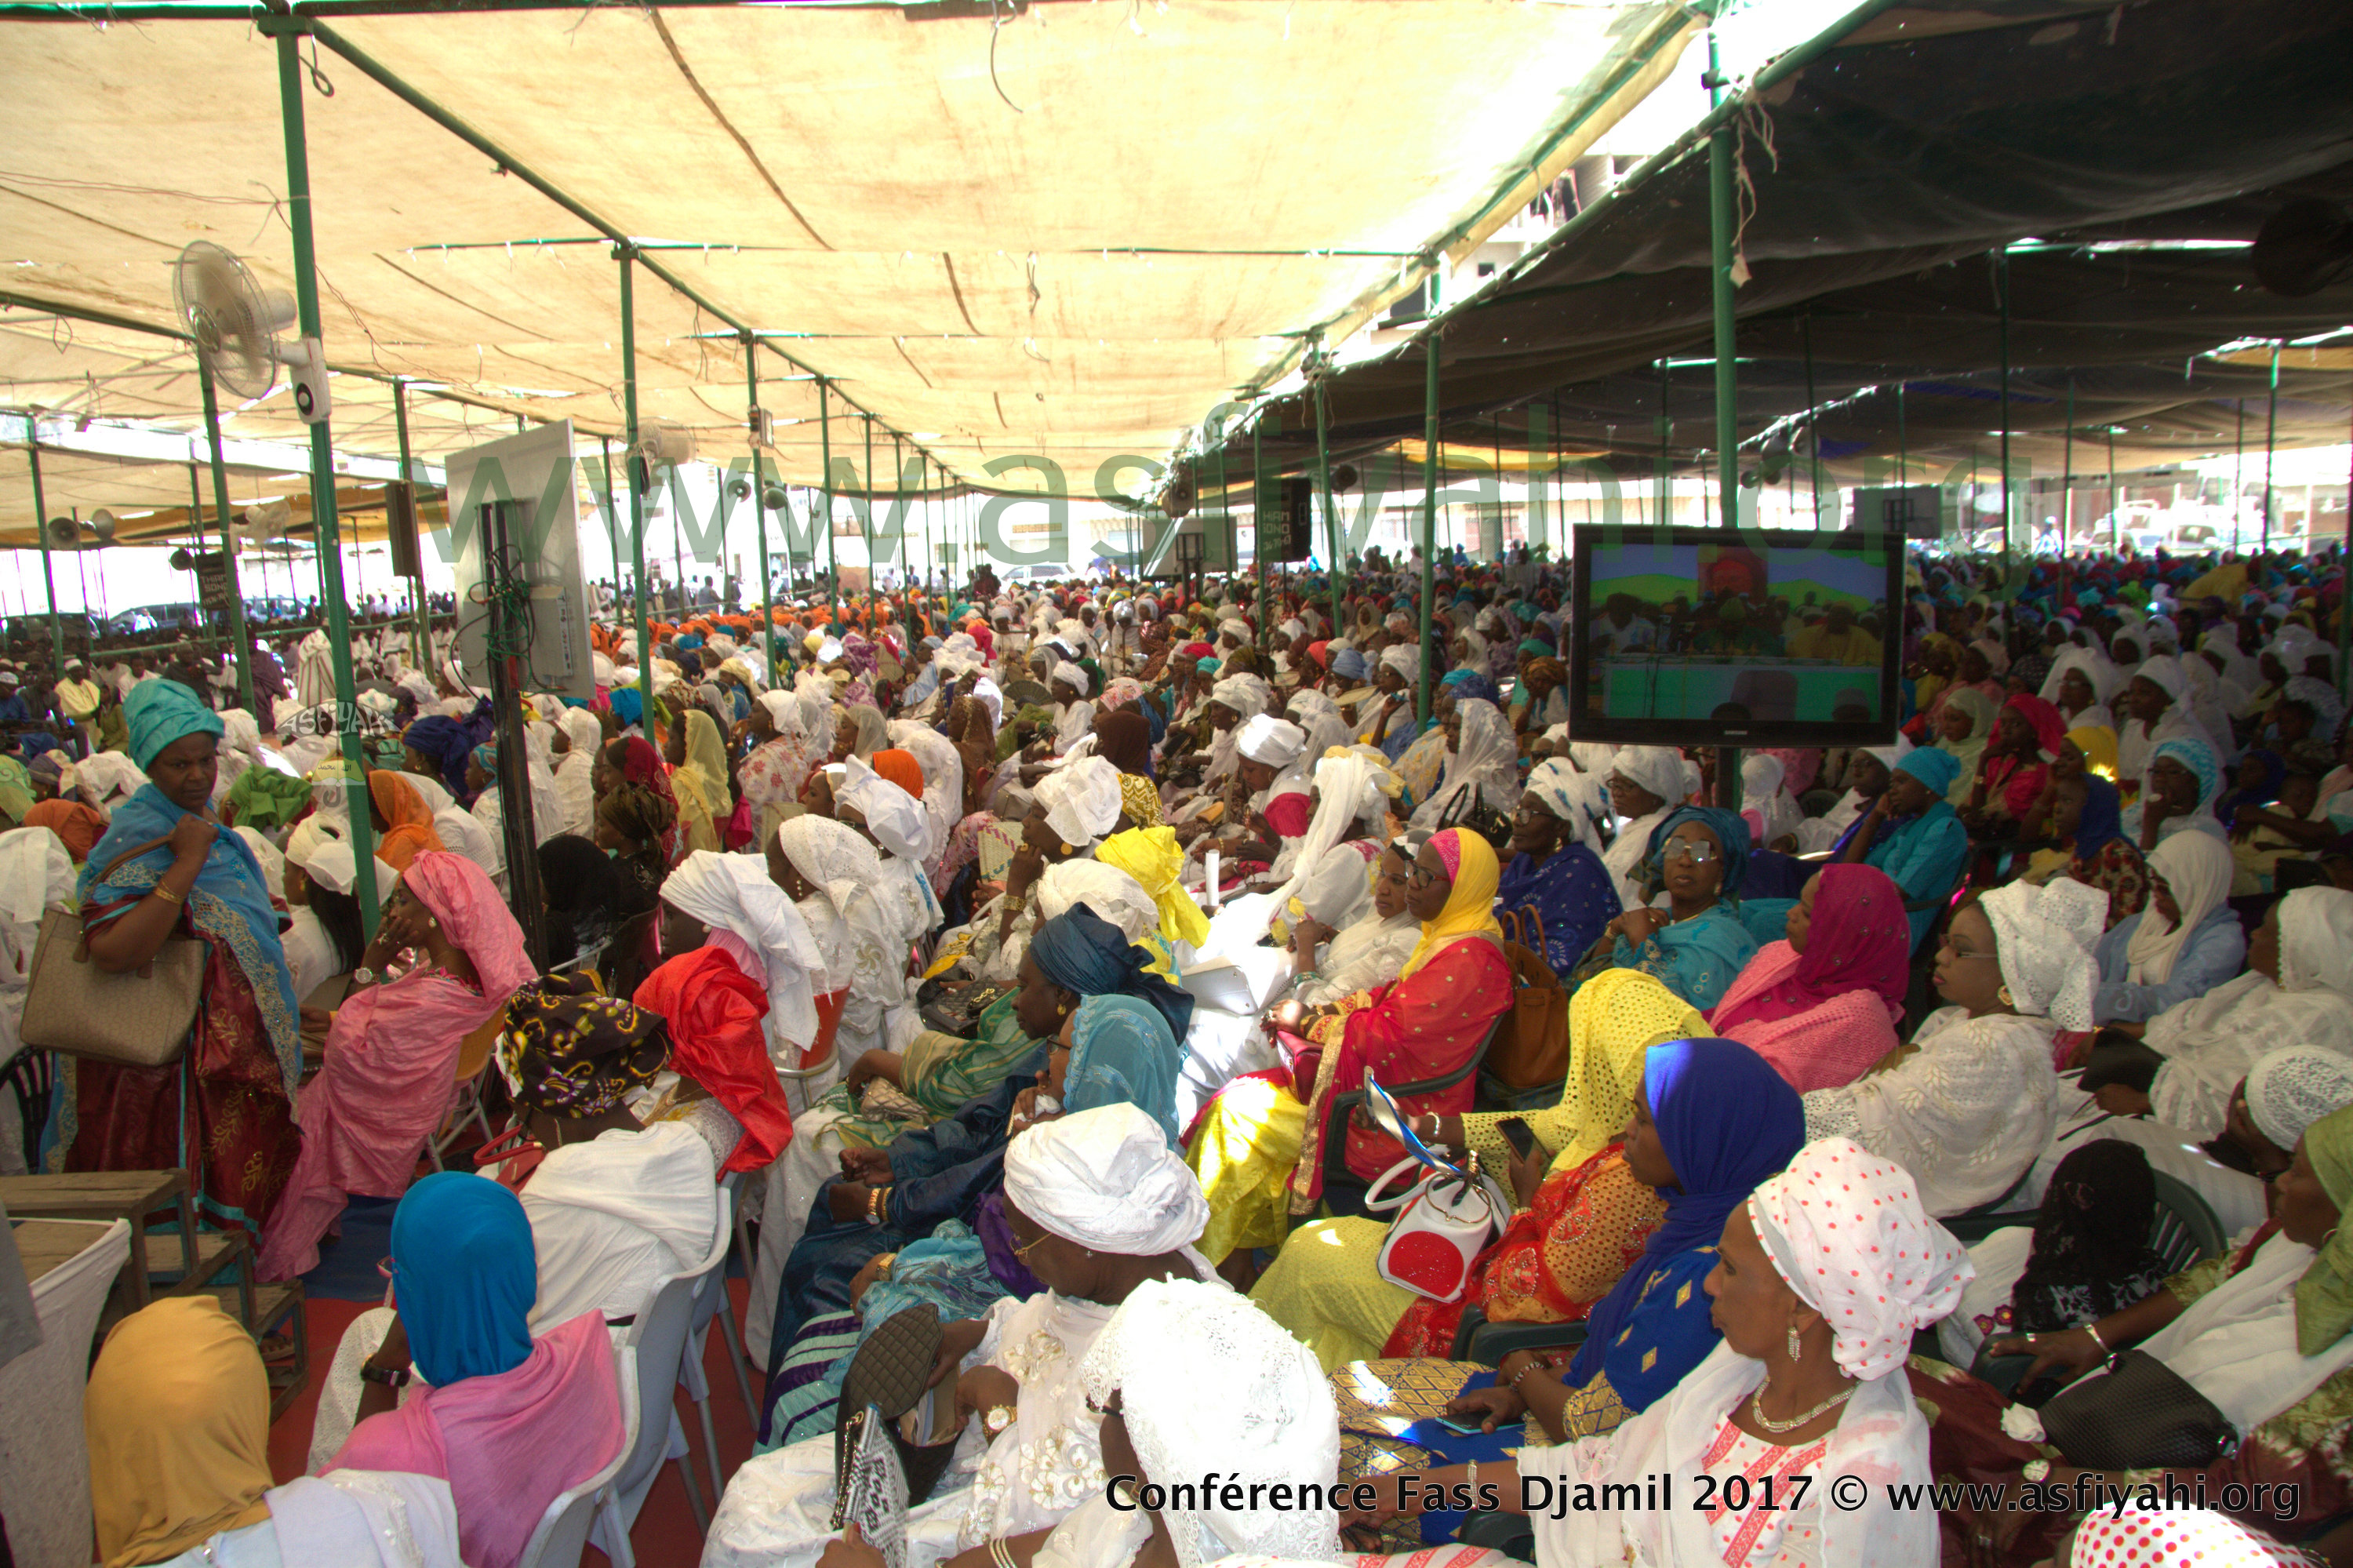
[9, 1217, 115, 1286]
[0, 1171, 195, 1309]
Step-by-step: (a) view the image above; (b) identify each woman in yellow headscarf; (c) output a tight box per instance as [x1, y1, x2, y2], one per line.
[1185, 827, 1515, 1280]
[85, 1296, 462, 1566]
[1095, 824, 1210, 948]
[1249, 966, 1702, 1370]
[664, 706, 731, 854]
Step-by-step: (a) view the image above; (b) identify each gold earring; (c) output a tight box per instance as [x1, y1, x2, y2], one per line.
[1786, 1324, 1803, 1361]
[1997, 984, 2014, 1006]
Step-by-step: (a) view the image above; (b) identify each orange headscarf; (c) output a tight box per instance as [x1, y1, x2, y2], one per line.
[869, 748, 925, 800]
[25, 798, 107, 863]
[368, 771, 445, 871]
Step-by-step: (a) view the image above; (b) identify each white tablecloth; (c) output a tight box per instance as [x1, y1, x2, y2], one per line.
[0, 1217, 130, 1568]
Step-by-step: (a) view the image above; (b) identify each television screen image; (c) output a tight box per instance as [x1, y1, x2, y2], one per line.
[1570, 529, 1902, 747]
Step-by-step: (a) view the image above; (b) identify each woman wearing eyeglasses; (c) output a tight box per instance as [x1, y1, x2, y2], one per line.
[1802, 879, 2100, 1218]
[1577, 806, 1759, 1013]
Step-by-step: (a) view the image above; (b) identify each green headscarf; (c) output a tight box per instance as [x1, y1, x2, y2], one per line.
[226, 765, 314, 830]
[126, 678, 224, 770]
[0, 755, 28, 824]
[995, 704, 1054, 762]
[2297, 1103, 2353, 1355]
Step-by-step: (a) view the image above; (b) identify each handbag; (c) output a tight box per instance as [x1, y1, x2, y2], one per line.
[2035, 1348, 2238, 1470]
[1358, 1078, 1511, 1303]
[21, 835, 205, 1068]
[1435, 785, 1514, 854]
[1487, 924, 1569, 1090]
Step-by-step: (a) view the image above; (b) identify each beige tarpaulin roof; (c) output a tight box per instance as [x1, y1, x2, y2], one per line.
[1, 0, 1694, 522]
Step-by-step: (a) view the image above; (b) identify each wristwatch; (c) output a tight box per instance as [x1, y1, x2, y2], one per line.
[982, 1404, 1017, 1439]
[350, 966, 377, 988]
[2022, 1459, 2052, 1483]
[360, 1361, 412, 1389]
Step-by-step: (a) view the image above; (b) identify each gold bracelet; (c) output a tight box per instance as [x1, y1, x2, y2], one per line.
[151, 883, 184, 905]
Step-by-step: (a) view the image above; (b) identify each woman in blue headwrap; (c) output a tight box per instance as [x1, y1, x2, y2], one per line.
[1027, 903, 1194, 1057]
[68, 680, 304, 1240]
[1577, 806, 1759, 1012]
[1324, 1037, 1806, 1539]
[402, 714, 476, 805]
[1828, 746, 1973, 952]
[756, 907, 1190, 1430]
[315, 1173, 625, 1568]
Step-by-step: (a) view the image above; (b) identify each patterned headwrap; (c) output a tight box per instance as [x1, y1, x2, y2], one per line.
[1747, 1137, 1971, 1380]
[495, 970, 667, 1117]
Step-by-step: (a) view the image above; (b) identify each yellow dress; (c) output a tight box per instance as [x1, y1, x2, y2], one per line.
[1246, 970, 1701, 1368]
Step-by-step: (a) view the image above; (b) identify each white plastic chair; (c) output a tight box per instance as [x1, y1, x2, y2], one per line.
[682, 1174, 758, 1498]
[515, 1344, 638, 1568]
[594, 1264, 711, 1567]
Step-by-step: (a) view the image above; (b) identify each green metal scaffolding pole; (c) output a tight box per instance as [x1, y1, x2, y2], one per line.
[268, 19, 380, 923]
[861, 414, 877, 598]
[820, 379, 838, 624]
[618, 247, 655, 728]
[2263, 341, 2281, 551]
[1253, 419, 1267, 655]
[1419, 329, 1441, 725]
[197, 359, 257, 713]
[745, 336, 775, 653]
[1707, 29, 1738, 544]
[1706, 25, 1742, 806]
[25, 439, 65, 668]
[1311, 347, 1343, 631]
[1999, 248, 2013, 570]
[391, 378, 433, 686]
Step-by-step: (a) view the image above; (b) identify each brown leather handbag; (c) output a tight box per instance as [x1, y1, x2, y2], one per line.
[1485, 919, 1570, 1090]
[21, 835, 207, 1068]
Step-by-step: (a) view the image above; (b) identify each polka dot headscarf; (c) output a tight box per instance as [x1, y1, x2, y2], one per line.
[1746, 1137, 1973, 1381]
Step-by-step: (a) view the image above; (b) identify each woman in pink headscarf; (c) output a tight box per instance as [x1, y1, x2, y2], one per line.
[1707, 864, 1911, 1092]
[258, 852, 538, 1280]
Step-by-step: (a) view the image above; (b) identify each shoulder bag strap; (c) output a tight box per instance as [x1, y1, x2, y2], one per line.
[90, 835, 177, 893]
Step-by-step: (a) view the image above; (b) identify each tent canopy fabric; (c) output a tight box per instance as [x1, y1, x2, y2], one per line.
[1259, 0, 2353, 482]
[0, 0, 1697, 519]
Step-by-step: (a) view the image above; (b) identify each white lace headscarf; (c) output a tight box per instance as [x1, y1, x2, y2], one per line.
[1977, 878, 2108, 1031]
[887, 720, 966, 871]
[1206, 674, 1271, 722]
[836, 754, 930, 862]
[2246, 1046, 2353, 1151]
[1521, 758, 1608, 852]
[1080, 1277, 1341, 1568]
[660, 849, 825, 1064]
[2279, 886, 2353, 998]
[1413, 697, 1521, 826]
[1033, 859, 1160, 946]
[778, 815, 883, 987]
[1031, 756, 1123, 853]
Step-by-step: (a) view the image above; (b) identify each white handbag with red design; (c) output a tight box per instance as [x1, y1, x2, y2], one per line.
[1358, 1077, 1511, 1303]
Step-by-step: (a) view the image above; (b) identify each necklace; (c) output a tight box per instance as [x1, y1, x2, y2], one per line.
[1747, 1379, 1856, 1435]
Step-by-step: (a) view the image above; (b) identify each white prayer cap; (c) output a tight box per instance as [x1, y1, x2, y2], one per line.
[1235, 713, 1307, 768]
[1002, 1102, 1208, 1255]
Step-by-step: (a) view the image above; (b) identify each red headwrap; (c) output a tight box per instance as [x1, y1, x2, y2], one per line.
[2002, 693, 2070, 761]
[635, 948, 795, 1174]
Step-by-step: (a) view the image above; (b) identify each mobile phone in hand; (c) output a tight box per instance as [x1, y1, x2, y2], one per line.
[1497, 1116, 1540, 1161]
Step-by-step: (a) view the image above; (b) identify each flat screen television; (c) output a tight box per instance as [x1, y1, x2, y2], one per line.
[1567, 528, 1903, 748]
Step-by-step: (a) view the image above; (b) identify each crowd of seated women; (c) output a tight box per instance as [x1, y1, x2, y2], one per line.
[47, 553, 2353, 1568]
